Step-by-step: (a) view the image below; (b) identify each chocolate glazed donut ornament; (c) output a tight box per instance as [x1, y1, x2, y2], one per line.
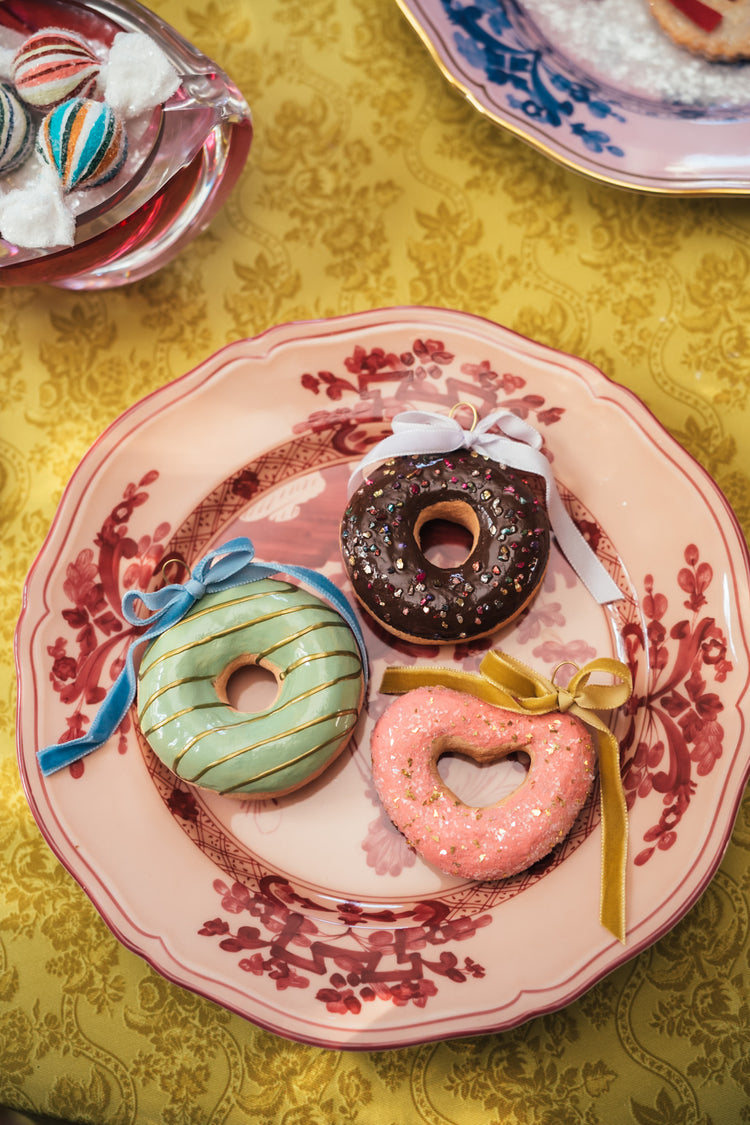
[341, 405, 622, 645]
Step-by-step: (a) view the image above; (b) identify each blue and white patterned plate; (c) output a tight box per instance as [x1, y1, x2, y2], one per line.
[396, 0, 750, 194]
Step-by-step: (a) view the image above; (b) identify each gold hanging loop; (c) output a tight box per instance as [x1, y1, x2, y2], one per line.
[551, 660, 580, 687]
[159, 557, 189, 583]
[449, 401, 478, 431]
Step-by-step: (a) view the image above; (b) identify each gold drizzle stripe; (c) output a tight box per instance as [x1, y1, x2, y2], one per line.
[137, 648, 360, 726]
[138, 601, 345, 679]
[282, 647, 359, 677]
[140, 663, 362, 740]
[137, 674, 212, 723]
[217, 726, 357, 794]
[253, 622, 351, 666]
[181, 707, 361, 781]
[136, 582, 295, 681]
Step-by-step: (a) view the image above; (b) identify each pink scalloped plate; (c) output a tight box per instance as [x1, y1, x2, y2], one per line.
[15, 307, 750, 1049]
[397, 0, 750, 195]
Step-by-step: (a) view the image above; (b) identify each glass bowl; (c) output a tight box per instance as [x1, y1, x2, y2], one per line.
[0, 0, 252, 288]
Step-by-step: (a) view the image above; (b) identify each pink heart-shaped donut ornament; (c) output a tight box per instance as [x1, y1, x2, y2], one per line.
[370, 686, 596, 881]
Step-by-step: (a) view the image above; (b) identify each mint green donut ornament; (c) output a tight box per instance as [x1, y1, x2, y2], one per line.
[137, 578, 365, 798]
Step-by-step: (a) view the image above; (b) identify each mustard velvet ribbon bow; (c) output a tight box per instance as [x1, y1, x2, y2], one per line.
[379, 651, 633, 944]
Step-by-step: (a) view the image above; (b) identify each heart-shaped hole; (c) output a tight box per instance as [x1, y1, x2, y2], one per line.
[437, 750, 530, 808]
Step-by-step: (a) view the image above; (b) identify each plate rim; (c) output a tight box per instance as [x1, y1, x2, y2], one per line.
[395, 0, 750, 196]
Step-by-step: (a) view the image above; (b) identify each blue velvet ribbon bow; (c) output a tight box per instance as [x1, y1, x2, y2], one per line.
[37, 536, 369, 777]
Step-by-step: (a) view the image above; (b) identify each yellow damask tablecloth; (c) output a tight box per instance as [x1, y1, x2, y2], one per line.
[2, 0, 750, 1121]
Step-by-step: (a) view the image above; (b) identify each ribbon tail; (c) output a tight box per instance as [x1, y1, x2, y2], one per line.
[473, 434, 621, 605]
[575, 711, 628, 943]
[37, 654, 138, 776]
[543, 485, 622, 606]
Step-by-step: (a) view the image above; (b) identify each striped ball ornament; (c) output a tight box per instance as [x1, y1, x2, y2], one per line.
[0, 82, 34, 174]
[13, 28, 101, 112]
[36, 98, 128, 192]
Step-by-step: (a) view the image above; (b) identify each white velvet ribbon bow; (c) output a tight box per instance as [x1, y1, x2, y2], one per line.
[347, 407, 621, 606]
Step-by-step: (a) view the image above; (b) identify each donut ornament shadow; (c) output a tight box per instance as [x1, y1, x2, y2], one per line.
[36, 538, 368, 800]
[341, 405, 622, 645]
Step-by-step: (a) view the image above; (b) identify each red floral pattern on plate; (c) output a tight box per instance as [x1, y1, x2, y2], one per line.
[20, 307, 749, 1046]
[198, 876, 491, 1014]
[621, 544, 732, 865]
[46, 472, 170, 776]
[41, 335, 729, 1014]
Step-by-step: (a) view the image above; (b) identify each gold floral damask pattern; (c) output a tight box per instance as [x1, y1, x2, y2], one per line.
[1, 0, 750, 1122]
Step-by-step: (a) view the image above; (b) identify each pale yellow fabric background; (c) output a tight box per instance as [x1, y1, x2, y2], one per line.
[2, 1, 750, 1121]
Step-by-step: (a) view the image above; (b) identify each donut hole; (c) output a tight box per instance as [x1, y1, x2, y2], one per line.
[437, 749, 530, 808]
[414, 501, 480, 569]
[216, 658, 280, 713]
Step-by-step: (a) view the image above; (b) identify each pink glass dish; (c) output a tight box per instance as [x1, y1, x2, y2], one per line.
[0, 0, 252, 288]
[15, 307, 750, 1048]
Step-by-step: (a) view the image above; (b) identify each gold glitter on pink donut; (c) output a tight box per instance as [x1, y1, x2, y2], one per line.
[370, 686, 596, 880]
